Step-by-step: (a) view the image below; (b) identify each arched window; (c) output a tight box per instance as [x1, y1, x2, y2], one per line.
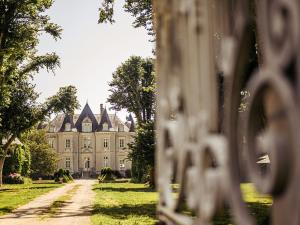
[103, 122, 109, 131]
[65, 123, 71, 131]
[82, 117, 92, 132]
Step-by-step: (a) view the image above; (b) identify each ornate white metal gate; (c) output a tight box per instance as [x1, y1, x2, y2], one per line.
[155, 0, 300, 224]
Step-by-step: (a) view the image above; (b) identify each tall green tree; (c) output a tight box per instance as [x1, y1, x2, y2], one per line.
[98, 0, 153, 36]
[0, 0, 61, 107]
[0, 1, 80, 185]
[0, 83, 79, 185]
[108, 56, 155, 124]
[21, 129, 59, 179]
[108, 56, 155, 186]
[128, 121, 155, 186]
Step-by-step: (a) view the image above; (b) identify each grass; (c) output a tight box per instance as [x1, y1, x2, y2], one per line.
[0, 181, 63, 216]
[41, 184, 81, 219]
[92, 183, 272, 225]
[214, 183, 272, 225]
[92, 182, 158, 225]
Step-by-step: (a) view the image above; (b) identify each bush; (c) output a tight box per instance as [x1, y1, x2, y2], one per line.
[3, 145, 31, 177]
[100, 167, 115, 181]
[125, 169, 132, 178]
[62, 175, 69, 183]
[31, 175, 54, 180]
[72, 172, 82, 179]
[3, 173, 24, 184]
[112, 170, 123, 179]
[54, 169, 73, 183]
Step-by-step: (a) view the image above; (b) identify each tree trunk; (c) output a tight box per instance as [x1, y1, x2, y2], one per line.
[0, 135, 17, 186]
[149, 166, 155, 188]
[0, 157, 4, 186]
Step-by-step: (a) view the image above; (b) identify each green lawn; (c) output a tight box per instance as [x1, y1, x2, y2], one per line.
[92, 182, 158, 225]
[92, 183, 271, 225]
[214, 183, 272, 225]
[0, 181, 63, 216]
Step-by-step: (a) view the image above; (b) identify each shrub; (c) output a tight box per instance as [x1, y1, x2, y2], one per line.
[3, 173, 24, 184]
[125, 169, 132, 178]
[100, 167, 115, 181]
[3, 145, 31, 177]
[54, 169, 73, 183]
[112, 170, 123, 179]
[72, 172, 82, 179]
[62, 175, 69, 183]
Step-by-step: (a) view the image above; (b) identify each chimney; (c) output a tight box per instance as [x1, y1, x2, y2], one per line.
[100, 104, 104, 115]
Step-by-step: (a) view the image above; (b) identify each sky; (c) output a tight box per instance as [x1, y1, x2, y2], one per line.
[35, 0, 153, 120]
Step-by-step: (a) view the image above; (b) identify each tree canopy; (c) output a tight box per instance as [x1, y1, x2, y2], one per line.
[0, 0, 79, 185]
[108, 56, 155, 124]
[98, 0, 153, 36]
[21, 129, 59, 178]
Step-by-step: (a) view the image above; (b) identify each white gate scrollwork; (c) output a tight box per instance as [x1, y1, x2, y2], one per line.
[155, 0, 300, 224]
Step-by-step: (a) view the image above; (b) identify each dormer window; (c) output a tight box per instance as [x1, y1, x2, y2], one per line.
[118, 124, 124, 132]
[82, 117, 92, 132]
[65, 123, 71, 131]
[103, 122, 109, 131]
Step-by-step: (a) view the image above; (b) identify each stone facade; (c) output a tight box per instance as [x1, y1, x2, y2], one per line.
[45, 103, 134, 175]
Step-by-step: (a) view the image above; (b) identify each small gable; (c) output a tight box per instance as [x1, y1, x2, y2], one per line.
[75, 103, 98, 132]
[98, 108, 113, 131]
[59, 114, 75, 132]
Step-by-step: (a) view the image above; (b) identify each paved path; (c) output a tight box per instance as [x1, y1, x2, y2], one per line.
[0, 179, 96, 225]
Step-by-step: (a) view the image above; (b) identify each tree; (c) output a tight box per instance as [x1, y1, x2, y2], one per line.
[128, 121, 155, 186]
[0, 1, 80, 186]
[0, 82, 79, 185]
[98, 0, 153, 36]
[21, 129, 59, 179]
[0, 0, 62, 112]
[108, 56, 156, 186]
[108, 56, 155, 124]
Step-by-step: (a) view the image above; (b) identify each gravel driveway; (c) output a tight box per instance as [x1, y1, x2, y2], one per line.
[0, 179, 96, 225]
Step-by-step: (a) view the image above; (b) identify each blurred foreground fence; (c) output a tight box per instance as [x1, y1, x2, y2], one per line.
[154, 0, 300, 224]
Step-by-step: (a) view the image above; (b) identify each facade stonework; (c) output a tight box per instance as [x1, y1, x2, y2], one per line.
[45, 103, 134, 175]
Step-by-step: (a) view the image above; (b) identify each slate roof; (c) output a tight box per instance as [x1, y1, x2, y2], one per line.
[98, 108, 112, 131]
[46, 103, 133, 133]
[74, 103, 99, 132]
[59, 114, 75, 132]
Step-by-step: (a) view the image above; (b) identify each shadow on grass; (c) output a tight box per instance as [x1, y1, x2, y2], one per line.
[92, 203, 157, 220]
[214, 202, 271, 225]
[0, 186, 58, 193]
[0, 206, 14, 215]
[93, 187, 155, 193]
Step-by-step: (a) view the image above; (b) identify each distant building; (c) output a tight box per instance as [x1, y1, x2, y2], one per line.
[43, 103, 135, 176]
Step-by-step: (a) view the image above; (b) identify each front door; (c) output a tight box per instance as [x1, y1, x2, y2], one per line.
[84, 157, 90, 171]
